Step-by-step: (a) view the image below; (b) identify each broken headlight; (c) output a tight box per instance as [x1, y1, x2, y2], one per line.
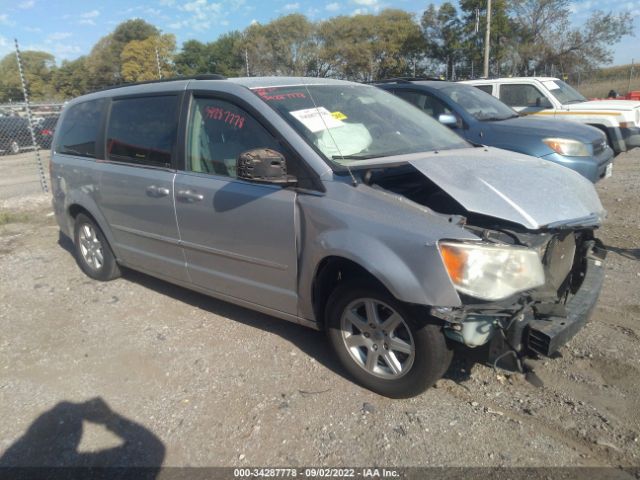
[439, 241, 545, 301]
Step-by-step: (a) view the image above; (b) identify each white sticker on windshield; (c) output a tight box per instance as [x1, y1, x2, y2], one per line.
[289, 107, 344, 133]
[543, 80, 561, 90]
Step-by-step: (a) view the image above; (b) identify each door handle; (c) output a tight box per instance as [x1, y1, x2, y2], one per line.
[146, 185, 170, 198]
[176, 189, 204, 202]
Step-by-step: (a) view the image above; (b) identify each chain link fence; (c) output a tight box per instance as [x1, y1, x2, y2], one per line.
[0, 102, 65, 201]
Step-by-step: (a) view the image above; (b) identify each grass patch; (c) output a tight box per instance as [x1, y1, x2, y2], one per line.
[578, 77, 640, 99]
[0, 210, 34, 225]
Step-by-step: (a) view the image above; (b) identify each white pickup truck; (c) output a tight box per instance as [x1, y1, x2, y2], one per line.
[462, 77, 640, 156]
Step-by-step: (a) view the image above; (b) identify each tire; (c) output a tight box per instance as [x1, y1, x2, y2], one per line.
[10, 141, 19, 155]
[326, 280, 453, 398]
[73, 213, 121, 281]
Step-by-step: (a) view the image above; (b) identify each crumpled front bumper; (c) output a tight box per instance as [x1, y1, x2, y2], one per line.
[526, 247, 606, 356]
[437, 240, 607, 367]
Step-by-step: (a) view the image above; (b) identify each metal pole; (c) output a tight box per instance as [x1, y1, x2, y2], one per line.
[14, 38, 48, 194]
[245, 48, 250, 76]
[483, 0, 492, 78]
[629, 59, 634, 94]
[155, 46, 162, 80]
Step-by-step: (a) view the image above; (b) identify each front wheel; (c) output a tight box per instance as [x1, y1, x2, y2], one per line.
[10, 141, 19, 155]
[326, 281, 453, 398]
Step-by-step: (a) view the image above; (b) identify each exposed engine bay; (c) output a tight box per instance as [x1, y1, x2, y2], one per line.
[363, 163, 607, 372]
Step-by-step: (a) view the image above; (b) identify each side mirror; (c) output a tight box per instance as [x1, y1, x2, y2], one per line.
[535, 97, 553, 109]
[438, 113, 458, 127]
[236, 148, 297, 186]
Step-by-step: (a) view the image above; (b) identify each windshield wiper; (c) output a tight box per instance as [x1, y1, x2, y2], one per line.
[332, 154, 380, 160]
[478, 115, 516, 121]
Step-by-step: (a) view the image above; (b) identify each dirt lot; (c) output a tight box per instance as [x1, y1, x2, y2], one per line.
[0, 150, 639, 469]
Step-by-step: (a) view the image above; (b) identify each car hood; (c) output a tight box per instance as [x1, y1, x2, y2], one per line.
[487, 116, 604, 143]
[404, 147, 605, 230]
[566, 100, 640, 111]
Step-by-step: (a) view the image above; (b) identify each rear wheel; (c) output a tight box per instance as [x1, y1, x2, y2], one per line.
[73, 214, 120, 281]
[326, 280, 452, 398]
[10, 141, 19, 155]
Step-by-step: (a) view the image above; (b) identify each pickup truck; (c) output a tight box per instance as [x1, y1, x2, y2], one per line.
[462, 77, 640, 155]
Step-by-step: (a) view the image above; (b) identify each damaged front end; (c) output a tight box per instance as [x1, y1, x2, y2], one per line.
[368, 148, 608, 371]
[431, 225, 606, 370]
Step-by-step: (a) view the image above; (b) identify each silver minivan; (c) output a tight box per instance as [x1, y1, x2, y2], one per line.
[51, 76, 606, 398]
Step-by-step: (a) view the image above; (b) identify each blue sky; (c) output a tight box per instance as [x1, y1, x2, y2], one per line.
[0, 0, 638, 65]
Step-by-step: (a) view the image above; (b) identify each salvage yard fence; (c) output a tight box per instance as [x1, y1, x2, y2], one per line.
[0, 39, 67, 200]
[0, 101, 66, 200]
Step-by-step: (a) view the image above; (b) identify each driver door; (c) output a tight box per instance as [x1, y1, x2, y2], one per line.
[173, 95, 299, 315]
[498, 83, 551, 115]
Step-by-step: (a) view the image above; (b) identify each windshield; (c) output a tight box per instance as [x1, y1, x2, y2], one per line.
[543, 79, 587, 104]
[441, 84, 518, 121]
[252, 83, 469, 166]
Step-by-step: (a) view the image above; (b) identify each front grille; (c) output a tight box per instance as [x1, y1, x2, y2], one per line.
[528, 328, 551, 355]
[593, 139, 607, 155]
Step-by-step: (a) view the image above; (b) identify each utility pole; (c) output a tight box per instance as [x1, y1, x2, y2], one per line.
[483, 0, 492, 78]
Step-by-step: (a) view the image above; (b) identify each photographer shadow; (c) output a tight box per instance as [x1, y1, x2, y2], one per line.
[0, 398, 165, 476]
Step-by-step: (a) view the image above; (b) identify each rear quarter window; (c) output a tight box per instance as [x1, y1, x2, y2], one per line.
[473, 85, 493, 94]
[55, 99, 105, 158]
[106, 95, 178, 168]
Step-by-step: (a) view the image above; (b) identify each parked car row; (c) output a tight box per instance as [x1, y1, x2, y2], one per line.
[51, 75, 608, 398]
[376, 79, 614, 183]
[0, 115, 59, 155]
[462, 77, 640, 156]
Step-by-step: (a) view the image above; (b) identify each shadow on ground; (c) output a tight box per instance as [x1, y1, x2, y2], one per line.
[57, 231, 486, 392]
[0, 397, 164, 476]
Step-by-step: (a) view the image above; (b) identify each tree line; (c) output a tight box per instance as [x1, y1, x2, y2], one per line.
[0, 0, 633, 102]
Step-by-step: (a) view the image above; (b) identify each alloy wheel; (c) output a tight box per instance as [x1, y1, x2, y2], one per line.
[340, 298, 415, 379]
[78, 223, 104, 271]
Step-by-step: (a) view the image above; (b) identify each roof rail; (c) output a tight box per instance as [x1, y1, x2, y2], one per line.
[94, 74, 227, 93]
[366, 76, 446, 84]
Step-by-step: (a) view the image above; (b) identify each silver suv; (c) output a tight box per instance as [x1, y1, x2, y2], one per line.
[51, 76, 607, 398]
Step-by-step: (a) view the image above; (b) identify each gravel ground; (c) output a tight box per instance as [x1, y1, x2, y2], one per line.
[0, 150, 638, 469]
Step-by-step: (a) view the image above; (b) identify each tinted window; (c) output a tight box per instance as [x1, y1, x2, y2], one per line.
[499, 84, 545, 108]
[187, 97, 282, 177]
[394, 90, 452, 118]
[55, 100, 104, 158]
[442, 84, 517, 121]
[473, 85, 493, 94]
[107, 96, 178, 167]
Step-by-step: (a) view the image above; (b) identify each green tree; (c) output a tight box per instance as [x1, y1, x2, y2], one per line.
[0, 51, 55, 102]
[210, 32, 244, 77]
[458, 0, 512, 77]
[51, 57, 89, 99]
[509, 1, 633, 75]
[317, 15, 376, 80]
[85, 19, 160, 89]
[121, 34, 176, 82]
[242, 14, 318, 76]
[373, 10, 426, 79]
[421, 3, 463, 78]
[174, 40, 210, 76]
[317, 11, 425, 81]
